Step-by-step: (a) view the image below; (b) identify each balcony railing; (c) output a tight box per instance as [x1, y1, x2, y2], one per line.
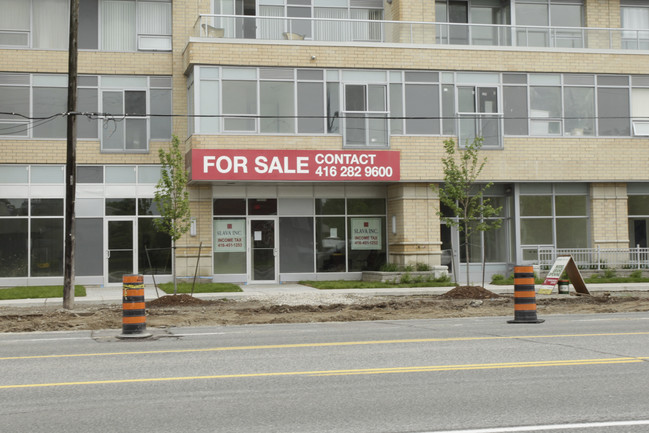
[524, 246, 649, 270]
[457, 113, 503, 149]
[342, 112, 389, 148]
[194, 14, 649, 51]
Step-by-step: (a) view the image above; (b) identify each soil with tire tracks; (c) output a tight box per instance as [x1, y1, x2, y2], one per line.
[1, 287, 649, 333]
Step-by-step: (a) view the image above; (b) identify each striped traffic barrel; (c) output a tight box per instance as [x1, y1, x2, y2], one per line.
[120, 274, 150, 337]
[507, 266, 544, 324]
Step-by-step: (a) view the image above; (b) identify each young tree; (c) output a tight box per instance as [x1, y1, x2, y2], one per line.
[436, 137, 502, 286]
[154, 135, 191, 295]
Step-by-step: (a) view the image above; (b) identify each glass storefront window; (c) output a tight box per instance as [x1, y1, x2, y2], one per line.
[248, 198, 277, 215]
[30, 219, 63, 277]
[75, 218, 103, 277]
[348, 216, 386, 271]
[521, 218, 553, 245]
[629, 196, 649, 216]
[555, 195, 586, 216]
[280, 217, 314, 273]
[0, 198, 28, 216]
[138, 198, 161, 216]
[214, 199, 246, 215]
[556, 218, 588, 248]
[348, 198, 386, 215]
[106, 198, 136, 216]
[316, 198, 345, 215]
[31, 199, 64, 216]
[520, 195, 552, 216]
[316, 216, 346, 272]
[213, 218, 246, 274]
[0, 219, 28, 277]
[139, 218, 172, 274]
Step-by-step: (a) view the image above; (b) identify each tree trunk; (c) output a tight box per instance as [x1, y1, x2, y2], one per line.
[173, 241, 178, 295]
[464, 223, 470, 286]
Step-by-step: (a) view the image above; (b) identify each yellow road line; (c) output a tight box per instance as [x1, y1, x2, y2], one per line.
[1, 357, 648, 389]
[2, 332, 649, 362]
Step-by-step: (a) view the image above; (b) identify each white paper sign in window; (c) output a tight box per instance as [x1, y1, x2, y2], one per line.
[213, 219, 246, 252]
[350, 217, 382, 250]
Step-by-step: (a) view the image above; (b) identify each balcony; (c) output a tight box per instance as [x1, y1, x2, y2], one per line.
[193, 14, 649, 52]
[457, 113, 504, 149]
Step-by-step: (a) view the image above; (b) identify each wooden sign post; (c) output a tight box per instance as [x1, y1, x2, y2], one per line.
[538, 255, 590, 295]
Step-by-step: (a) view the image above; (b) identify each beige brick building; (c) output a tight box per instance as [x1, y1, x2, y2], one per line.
[1, 0, 648, 286]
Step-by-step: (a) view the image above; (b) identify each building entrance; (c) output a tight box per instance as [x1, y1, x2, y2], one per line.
[248, 217, 278, 283]
[105, 218, 136, 285]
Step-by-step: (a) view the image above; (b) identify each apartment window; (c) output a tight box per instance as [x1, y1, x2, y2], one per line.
[261, 70, 295, 133]
[0, 74, 30, 137]
[519, 183, 589, 256]
[0, 197, 64, 278]
[344, 83, 388, 147]
[515, 0, 583, 48]
[628, 183, 649, 249]
[102, 90, 147, 151]
[597, 76, 630, 137]
[92, 0, 172, 51]
[214, 0, 383, 42]
[405, 72, 440, 135]
[621, 2, 649, 50]
[0, 0, 68, 48]
[631, 76, 649, 135]
[0, 0, 171, 51]
[222, 69, 257, 132]
[99, 76, 172, 151]
[503, 73, 528, 135]
[529, 74, 562, 135]
[436, 0, 509, 46]
[457, 85, 501, 147]
[0, 73, 169, 143]
[297, 69, 325, 133]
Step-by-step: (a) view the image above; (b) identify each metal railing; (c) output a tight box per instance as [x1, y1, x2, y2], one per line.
[526, 246, 649, 270]
[194, 14, 649, 51]
[457, 113, 503, 149]
[342, 112, 389, 148]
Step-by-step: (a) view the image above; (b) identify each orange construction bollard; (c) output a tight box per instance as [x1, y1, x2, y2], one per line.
[508, 266, 544, 324]
[118, 274, 152, 339]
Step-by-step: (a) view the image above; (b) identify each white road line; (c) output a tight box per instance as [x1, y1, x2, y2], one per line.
[424, 420, 649, 433]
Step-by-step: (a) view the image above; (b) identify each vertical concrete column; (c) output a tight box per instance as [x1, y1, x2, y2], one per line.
[585, 0, 621, 49]
[390, 0, 437, 44]
[590, 183, 629, 249]
[175, 183, 214, 282]
[387, 183, 442, 268]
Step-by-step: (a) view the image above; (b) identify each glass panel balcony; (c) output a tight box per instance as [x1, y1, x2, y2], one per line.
[457, 113, 503, 149]
[194, 14, 649, 51]
[342, 112, 389, 148]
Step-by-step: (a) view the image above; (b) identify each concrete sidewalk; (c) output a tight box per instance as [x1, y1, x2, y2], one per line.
[1, 281, 649, 308]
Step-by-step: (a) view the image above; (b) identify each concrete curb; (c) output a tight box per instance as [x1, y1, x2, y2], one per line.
[1, 282, 648, 308]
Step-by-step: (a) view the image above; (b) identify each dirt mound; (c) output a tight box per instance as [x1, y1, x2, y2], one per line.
[147, 294, 210, 307]
[440, 285, 502, 299]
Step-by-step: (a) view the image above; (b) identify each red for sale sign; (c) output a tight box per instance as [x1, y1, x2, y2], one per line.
[190, 149, 400, 182]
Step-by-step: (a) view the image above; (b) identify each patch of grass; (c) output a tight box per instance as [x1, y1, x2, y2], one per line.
[0, 285, 86, 300]
[491, 273, 649, 285]
[490, 274, 544, 285]
[158, 282, 242, 294]
[584, 274, 649, 284]
[300, 277, 452, 290]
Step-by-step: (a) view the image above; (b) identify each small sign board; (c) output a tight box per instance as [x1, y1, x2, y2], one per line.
[538, 255, 590, 295]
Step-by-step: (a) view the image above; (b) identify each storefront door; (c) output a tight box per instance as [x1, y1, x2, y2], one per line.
[248, 218, 278, 283]
[105, 218, 136, 285]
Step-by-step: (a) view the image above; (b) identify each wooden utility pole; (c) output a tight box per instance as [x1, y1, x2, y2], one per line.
[63, 0, 79, 310]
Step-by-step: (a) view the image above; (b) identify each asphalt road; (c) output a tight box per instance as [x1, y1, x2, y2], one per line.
[1, 313, 649, 433]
